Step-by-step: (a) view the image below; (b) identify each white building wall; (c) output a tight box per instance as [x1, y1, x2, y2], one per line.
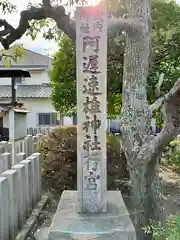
[3, 98, 73, 129]
[23, 70, 50, 85]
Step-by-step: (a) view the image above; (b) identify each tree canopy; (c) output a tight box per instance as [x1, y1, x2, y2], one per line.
[51, 0, 180, 118]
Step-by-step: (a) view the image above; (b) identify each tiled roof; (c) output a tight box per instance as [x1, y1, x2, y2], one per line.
[0, 85, 52, 99]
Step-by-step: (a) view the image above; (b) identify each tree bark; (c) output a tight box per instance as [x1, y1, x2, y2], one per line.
[128, 155, 163, 239]
[120, 0, 163, 238]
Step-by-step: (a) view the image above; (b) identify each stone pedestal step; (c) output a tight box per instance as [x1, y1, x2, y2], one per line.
[47, 190, 136, 240]
[34, 227, 49, 240]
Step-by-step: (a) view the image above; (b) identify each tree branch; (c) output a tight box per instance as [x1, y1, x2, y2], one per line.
[139, 79, 180, 165]
[108, 17, 147, 36]
[149, 96, 166, 113]
[1, 7, 47, 49]
[0, 19, 14, 37]
[155, 73, 165, 98]
[0, 3, 75, 49]
[0, 0, 148, 50]
[150, 78, 180, 113]
[42, 0, 51, 7]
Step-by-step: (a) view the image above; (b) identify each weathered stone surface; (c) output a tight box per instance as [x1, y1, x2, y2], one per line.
[22, 137, 28, 157]
[3, 152, 12, 169]
[76, 0, 107, 214]
[0, 153, 10, 174]
[32, 136, 37, 153]
[27, 135, 33, 156]
[16, 152, 26, 164]
[0, 146, 3, 154]
[27, 155, 37, 207]
[21, 159, 33, 215]
[12, 164, 26, 229]
[0, 141, 8, 152]
[2, 169, 18, 239]
[0, 177, 9, 240]
[35, 228, 49, 240]
[32, 153, 42, 201]
[48, 191, 136, 240]
[8, 142, 12, 154]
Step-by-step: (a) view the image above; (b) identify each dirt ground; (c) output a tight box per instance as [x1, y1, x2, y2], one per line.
[160, 165, 180, 216]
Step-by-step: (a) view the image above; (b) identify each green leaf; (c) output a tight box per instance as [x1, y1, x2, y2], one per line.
[5, 59, 11, 68]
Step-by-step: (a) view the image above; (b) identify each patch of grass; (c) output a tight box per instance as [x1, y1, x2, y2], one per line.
[143, 215, 180, 240]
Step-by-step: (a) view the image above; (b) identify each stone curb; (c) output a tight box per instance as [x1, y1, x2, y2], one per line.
[16, 193, 50, 240]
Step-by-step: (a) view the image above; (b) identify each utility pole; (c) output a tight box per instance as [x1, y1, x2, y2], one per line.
[11, 77, 16, 106]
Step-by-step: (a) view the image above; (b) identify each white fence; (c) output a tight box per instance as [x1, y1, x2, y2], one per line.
[0, 133, 43, 239]
[27, 127, 54, 136]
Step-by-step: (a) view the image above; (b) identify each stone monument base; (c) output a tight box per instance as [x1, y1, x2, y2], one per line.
[47, 190, 136, 240]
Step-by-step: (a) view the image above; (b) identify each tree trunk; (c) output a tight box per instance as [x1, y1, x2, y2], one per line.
[128, 156, 163, 239]
[120, 0, 164, 239]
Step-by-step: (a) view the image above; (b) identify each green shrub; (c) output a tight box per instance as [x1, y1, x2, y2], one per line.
[37, 125, 128, 193]
[143, 215, 180, 240]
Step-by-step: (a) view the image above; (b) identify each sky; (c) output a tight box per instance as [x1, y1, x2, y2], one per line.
[1, 0, 60, 56]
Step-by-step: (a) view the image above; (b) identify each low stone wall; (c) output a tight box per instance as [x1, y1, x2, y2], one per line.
[0, 133, 44, 168]
[0, 153, 42, 240]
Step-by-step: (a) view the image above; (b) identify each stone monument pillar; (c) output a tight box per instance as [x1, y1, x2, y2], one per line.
[46, 1, 136, 239]
[76, 0, 107, 213]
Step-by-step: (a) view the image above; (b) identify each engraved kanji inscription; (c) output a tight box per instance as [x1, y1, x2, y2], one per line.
[83, 135, 101, 151]
[84, 171, 100, 190]
[84, 152, 101, 171]
[83, 36, 100, 53]
[83, 75, 102, 95]
[84, 175, 97, 190]
[91, 135, 101, 151]
[93, 21, 103, 32]
[80, 23, 90, 34]
[83, 55, 101, 74]
[83, 116, 90, 133]
[84, 157, 90, 170]
[83, 134, 91, 151]
[83, 96, 101, 114]
[77, 0, 107, 212]
[90, 160, 98, 171]
[91, 115, 101, 134]
[83, 115, 101, 134]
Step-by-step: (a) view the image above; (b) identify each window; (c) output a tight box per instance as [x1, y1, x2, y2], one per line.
[38, 113, 57, 126]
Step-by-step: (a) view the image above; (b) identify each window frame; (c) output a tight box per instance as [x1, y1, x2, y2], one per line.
[37, 112, 57, 126]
